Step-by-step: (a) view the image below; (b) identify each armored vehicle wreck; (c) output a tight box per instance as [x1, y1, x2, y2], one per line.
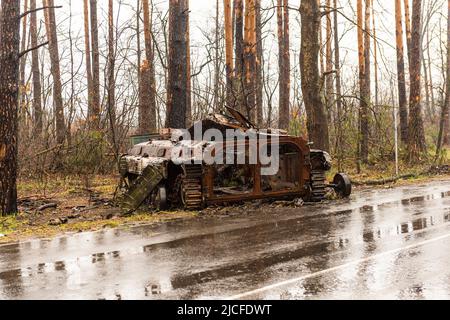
[117, 107, 352, 213]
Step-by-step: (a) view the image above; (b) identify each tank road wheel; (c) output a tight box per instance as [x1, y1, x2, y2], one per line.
[181, 165, 203, 211]
[333, 173, 352, 198]
[310, 170, 327, 202]
[155, 186, 168, 211]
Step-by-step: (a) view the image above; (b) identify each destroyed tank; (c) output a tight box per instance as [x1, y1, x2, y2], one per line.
[117, 107, 352, 213]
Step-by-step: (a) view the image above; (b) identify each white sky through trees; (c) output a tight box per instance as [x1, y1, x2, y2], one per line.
[1, 0, 447, 124]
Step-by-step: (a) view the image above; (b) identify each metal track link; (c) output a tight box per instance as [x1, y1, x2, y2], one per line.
[182, 165, 203, 210]
[310, 170, 327, 202]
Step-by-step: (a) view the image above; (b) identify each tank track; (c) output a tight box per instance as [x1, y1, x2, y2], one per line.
[310, 170, 327, 202]
[182, 165, 203, 210]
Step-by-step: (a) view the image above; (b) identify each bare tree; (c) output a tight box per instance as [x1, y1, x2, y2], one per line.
[139, 0, 157, 133]
[408, 0, 427, 161]
[90, 0, 100, 129]
[277, 0, 290, 130]
[395, 0, 409, 144]
[224, 0, 234, 109]
[0, 0, 21, 215]
[255, 0, 263, 125]
[30, 0, 43, 136]
[83, 0, 94, 123]
[325, 0, 333, 120]
[436, 0, 450, 157]
[404, 0, 412, 65]
[107, 0, 117, 153]
[167, 0, 189, 129]
[334, 0, 343, 170]
[43, 0, 65, 145]
[300, 0, 330, 151]
[19, 0, 29, 114]
[243, 0, 257, 121]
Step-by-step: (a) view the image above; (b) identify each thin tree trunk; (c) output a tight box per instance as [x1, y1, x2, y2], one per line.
[437, 0, 450, 155]
[90, 0, 100, 129]
[136, 0, 142, 125]
[277, 0, 284, 128]
[442, 1, 450, 147]
[43, 0, 65, 145]
[224, 0, 234, 109]
[277, 0, 290, 130]
[30, 0, 42, 136]
[185, 0, 192, 126]
[282, 0, 290, 128]
[426, 28, 436, 120]
[361, 0, 371, 163]
[234, 0, 244, 113]
[0, 0, 20, 215]
[19, 0, 28, 121]
[408, 0, 426, 161]
[334, 0, 343, 171]
[255, 0, 263, 126]
[107, 0, 118, 155]
[140, 0, 157, 133]
[167, 0, 189, 129]
[244, 0, 256, 121]
[356, 0, 368, 165]
[300, 0, 330, 151]
[214, 0, 220, 112]
[372, 3, 379, 108]
[325, 0, 333, 120]
[83, 0, 93, 124]
[395, 0, 409, 144]
[404, 0, 412, 66]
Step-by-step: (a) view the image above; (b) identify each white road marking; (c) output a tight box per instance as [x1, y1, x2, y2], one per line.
[227, 232, 450, 300]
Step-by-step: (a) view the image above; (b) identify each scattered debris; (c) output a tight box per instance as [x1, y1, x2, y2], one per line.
[48, 217, 68, 226]
[37, 203, 58, 212]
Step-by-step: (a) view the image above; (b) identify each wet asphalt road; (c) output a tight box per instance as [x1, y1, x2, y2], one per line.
[2, 180, 450, 300]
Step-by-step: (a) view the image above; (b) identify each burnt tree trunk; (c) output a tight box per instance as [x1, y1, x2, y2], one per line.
[436, 0, 450, 156]
[334, 0, 343, 170]
[395, 0, 409, 144]
[167, 0, 189, 129]
[83, 0, 94, 123]
[404, 0, 412, 66]
[186, 0, 192, 126]
[0, 0, 20, 215]
[408, 0, 426, 161]
[300, 0, 330, 151]
[30, 0, 42, 136]
[234, 0, 245, 113]
[442, 0, 450, 146]
[224, 0, 234, 109]
[107, 0, 117, 154]
[277, 0, 290, 130]
[325, 0, 333, 121]
[44, 0, 65, 145]
[255, 0, 263, 126]
[244, 0, 256, 122]
[356, 0, 371, 164]
[90, 0, 100, 129]
[19, 0, 28, 121]
[140, 0, 157, 133]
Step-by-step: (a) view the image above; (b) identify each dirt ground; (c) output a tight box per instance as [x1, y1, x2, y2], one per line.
[1, 167, 449, 245]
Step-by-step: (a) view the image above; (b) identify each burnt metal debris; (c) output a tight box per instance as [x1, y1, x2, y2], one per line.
[117, 107, 352, 213]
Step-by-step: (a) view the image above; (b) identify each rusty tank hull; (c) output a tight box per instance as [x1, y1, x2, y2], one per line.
[117, 108, 352, 213]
